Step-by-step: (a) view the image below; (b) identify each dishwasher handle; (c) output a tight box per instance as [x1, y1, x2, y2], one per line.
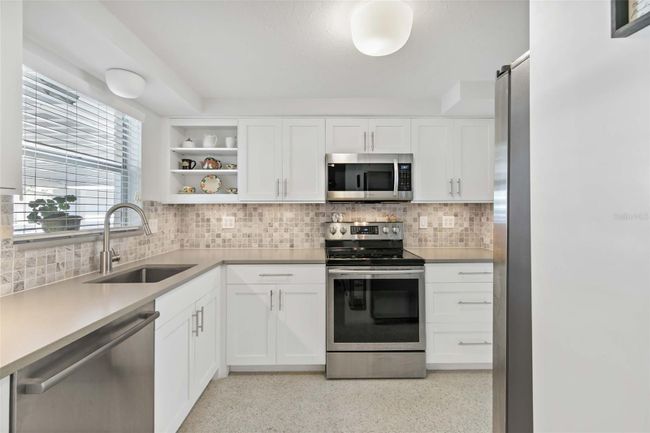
[22, 311, 160, 394]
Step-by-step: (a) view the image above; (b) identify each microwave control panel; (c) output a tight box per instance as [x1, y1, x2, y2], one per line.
[398, 164, 412, 191]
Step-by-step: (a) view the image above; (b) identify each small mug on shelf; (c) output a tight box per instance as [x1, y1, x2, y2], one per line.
[179, 159, 196, 170]
[225, 136, 236, 148]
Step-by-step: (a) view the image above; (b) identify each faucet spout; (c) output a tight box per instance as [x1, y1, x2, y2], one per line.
[100, 203, 152, 274]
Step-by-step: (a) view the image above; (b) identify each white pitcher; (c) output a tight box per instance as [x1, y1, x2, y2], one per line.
[202, 135, 218, 148]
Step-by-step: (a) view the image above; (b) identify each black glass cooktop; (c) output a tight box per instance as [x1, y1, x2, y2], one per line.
[325, 241, 424, 267]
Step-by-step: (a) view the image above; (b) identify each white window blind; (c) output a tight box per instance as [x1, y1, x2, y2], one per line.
[13, 68, 142, 237]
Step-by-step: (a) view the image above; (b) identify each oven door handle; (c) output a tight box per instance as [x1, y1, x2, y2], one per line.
[328, 269, 424, 275]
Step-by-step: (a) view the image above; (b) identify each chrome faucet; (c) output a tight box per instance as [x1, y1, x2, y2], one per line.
[99, 203, 152, 274]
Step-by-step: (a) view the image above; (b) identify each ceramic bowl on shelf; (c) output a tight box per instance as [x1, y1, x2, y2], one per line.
[201, 158, 221, 170]
[200, 175, 221, 194]
[182, 138, 194, 148]
[179, 186, 196, 194]
[227, 187, 238, 194]
[224, 162, 237, 170]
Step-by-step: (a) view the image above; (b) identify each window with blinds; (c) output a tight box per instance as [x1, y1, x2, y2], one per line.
[13, 68, 142, 237]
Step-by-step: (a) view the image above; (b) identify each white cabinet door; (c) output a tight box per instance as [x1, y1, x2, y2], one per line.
[192, 292, 218, 399]
[239, 118, 283, 201]
[227, 284, 276, 365]
[369, 119, 411, 153]
[325, 118, 368, 153]
[276, 284, 326, 365]
[452, 119, 494, 202]
[282, 119, 325, 202]
[411, 119, 455, 201]
[0, 375, 8, 433]
[155, 305, 195, 433]
[0, 0, 23, 193]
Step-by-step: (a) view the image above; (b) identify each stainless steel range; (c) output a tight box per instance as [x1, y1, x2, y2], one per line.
[325, 221, 426, 379]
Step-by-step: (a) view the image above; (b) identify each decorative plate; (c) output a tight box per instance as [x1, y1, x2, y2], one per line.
[200, 175, 221, 194]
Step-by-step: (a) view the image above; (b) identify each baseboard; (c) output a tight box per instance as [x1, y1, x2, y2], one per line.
[229, 365, 325, 373]
[427, 363, 492, 370]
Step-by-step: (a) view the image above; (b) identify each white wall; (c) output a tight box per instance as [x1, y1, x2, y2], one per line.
[530, 1, 650, 432]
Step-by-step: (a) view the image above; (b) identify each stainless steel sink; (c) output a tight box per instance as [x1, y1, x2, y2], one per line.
[87, 265, 196, 284]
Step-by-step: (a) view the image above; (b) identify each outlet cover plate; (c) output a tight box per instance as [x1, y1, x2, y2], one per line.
[419, 216, 428, 229]
[442, 216, 455, 228]
[148, 219, 159, 234]
[223, 216, 235, 229]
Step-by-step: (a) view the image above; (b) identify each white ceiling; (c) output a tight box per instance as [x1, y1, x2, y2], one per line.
[23, 0, 529, 115]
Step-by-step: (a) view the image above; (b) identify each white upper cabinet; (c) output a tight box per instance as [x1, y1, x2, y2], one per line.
[238, 118, 283, 201]
[0, 0, 23, 194]
[282, 119, 325, 201]
[452, 119, 494, 202]
[412, 119, 455, 201]
[240, 118, 325, 202]
[326, 118, 411, 153]
[412, 118, 494, 202]
[325, 118, 368, 153]
[369, 119, 411, 153]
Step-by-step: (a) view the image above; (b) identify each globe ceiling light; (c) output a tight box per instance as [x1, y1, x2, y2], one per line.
[105, 69, 146, 99]
[350, 0, 413, 57]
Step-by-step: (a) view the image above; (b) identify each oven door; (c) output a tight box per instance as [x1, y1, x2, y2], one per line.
[327, 267, 425, 351]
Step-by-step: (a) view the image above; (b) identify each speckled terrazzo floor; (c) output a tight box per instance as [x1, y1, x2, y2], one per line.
[179, 371, 492, 433]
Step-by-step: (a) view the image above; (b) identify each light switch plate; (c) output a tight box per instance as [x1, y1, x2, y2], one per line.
[419, 216, 428, 229]
[148, 219, 159, 234]
[442, 216, 455, 228]
[223, 216, 235, 229]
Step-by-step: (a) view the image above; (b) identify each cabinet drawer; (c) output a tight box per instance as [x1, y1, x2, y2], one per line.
[425, 263, 493, 283]
[156, 268, 218, 328]
[426, 323, 492, 364]
[425, 282, 492, 324]
[226, 265, 325, 285]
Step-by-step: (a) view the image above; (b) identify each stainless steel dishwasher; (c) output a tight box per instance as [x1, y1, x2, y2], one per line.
[12, 302, 159, 433]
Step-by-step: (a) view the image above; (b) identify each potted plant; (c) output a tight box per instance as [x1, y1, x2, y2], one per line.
[27, 195, 83, 233]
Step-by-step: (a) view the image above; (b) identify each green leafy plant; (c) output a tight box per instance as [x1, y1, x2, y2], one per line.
[27, 195, 77, 224]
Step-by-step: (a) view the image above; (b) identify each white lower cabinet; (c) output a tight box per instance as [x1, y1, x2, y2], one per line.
[226, 265, 325, 366]
[425, 263, 494, 368]
[0, 375, 9, 433]
[155, 268, 220, 433]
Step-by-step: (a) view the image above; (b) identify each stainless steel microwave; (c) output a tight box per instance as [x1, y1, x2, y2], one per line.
[326, 153, 413, 202]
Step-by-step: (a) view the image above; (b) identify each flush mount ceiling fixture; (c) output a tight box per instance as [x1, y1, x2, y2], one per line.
[350, 0, 413, 57]
[105, 68, 146, 99]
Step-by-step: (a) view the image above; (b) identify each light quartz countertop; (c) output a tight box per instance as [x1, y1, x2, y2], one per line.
[405, 248, 493, 263]
[0, 247, 491, 377]
[0, 248, 325, 377]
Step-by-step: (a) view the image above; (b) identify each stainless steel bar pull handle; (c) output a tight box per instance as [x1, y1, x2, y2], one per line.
[329, 269, 425, 275]
[22, 311, 160, 394]
[458, 271, 493, 275]
[458, 300, 492, 305]
[363, 132, 367, 151]
[197, 306, 205, 332]
[275, 179, 280, 197]
[258, 273, 294, 277]
[192, 312, 199, 336]
[456, 178, 462, 195]
[449, 179, 454, 196]
[283, 178, 288, 197]
[371, 131, 375, 151]
[270, 289, 273, 311]
[279, 289, 283, 311]
[458, 341, 492, 346]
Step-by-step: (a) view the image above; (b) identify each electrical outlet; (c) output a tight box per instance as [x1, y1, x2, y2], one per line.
[148, 219, 159, 234]
[222, 216, 235, 229]
[442, 216, 455, 228]
[419, 216, 428, 229]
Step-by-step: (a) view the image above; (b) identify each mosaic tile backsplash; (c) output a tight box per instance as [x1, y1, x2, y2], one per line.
[0, 198, 492, 296]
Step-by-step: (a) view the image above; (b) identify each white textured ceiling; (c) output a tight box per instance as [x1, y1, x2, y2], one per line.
[101, 0, 529, 100]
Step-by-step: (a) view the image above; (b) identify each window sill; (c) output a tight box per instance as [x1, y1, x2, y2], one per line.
[13, 226, 144, 250]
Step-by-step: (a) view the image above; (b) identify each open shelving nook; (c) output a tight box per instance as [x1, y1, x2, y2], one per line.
[167, 119, 240, 203]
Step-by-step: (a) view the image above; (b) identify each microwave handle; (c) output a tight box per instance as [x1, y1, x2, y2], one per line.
[393, 159, 398, 197]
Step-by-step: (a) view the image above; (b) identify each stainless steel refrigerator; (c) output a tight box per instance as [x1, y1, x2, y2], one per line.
[493, 52, 533, 433]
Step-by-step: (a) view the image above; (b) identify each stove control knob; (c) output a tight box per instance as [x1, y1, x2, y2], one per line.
[340, 226, 347, 234]
[382, 226, 389, 234]
[329, 225, 338, 235]
[392, 226, 400, 234]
